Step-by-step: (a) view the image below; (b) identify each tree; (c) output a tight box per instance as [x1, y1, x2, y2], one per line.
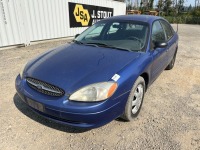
[149, 0, 154, 9]
[127, 3, 133, 10]
[163, 0, 172, 15]
[177, 0, 184, 13]
[126, 0, 133, 10]
[188, 4, 192, 11]
[157, 0, 163, 10]
[191, 7, 200, 16]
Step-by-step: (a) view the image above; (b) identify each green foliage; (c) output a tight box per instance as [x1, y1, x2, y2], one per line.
[157, 0, 173, 15]
[163, 7, 200, 24]
[157, 0, 163, 10]
[163, 0, 172, 13]
[149, 0, 154, 9]
[177, 0, 185, 13]
[190, 8, 200, 16]
[164, 16, 200, 24]
[156, 0, 200, 24]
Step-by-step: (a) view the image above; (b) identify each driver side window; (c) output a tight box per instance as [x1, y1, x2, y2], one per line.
[152, 21, 166, 42]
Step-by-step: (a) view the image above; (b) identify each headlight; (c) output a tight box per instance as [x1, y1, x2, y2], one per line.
[69, 82, 118, 102]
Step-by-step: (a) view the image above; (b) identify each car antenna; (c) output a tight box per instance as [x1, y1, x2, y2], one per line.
[176, 2, 178, 33]
[177, 22, 178, 33]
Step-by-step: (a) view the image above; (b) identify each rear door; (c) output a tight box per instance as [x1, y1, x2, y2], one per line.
[160, 20, 177, 65]
[150, 20, 168, 82]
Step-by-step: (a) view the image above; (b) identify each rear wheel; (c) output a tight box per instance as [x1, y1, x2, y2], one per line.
[121, 76, 145, 121]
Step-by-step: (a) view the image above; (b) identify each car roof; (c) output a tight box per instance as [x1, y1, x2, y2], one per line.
[103, 15, 163, 24]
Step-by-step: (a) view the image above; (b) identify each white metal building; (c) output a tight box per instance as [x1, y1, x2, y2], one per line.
[0, 0, 126, 48]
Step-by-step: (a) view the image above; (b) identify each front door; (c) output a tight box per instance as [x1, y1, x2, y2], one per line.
[150, 20, 168, 82]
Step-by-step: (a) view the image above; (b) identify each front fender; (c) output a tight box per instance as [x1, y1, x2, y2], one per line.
[109, 52, 152, 105]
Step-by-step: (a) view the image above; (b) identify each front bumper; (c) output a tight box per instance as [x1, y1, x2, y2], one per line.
[15, 75, 127, 128]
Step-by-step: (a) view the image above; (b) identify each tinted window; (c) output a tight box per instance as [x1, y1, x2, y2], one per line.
[160, 20, 174, 40]
[152, 21, 166, 42]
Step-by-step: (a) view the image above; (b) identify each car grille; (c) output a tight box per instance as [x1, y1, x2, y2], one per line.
[26, 77, 65, 97]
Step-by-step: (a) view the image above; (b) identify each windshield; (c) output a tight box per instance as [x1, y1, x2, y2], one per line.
[75, 20, 149, 52]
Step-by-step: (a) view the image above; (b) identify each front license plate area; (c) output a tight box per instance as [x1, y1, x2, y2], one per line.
[27, 98, 44, 112]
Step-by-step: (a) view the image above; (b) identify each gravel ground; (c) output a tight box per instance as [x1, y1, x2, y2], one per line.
[0, 24, 200, 150]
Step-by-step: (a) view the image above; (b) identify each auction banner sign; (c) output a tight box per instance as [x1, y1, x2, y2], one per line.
[68, 2, 113, 28]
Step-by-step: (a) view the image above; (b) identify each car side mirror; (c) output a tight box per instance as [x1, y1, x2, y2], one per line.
[75, 34, 80, 38]
[154, 42, 168, 48]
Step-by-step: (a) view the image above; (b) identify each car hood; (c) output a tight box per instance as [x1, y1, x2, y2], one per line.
[25, 43, 140, 94]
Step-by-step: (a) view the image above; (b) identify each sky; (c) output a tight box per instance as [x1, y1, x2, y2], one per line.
[185, 0, 195, 6]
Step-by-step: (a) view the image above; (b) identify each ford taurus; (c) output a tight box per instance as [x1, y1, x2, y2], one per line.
[15, 15, 178, 128]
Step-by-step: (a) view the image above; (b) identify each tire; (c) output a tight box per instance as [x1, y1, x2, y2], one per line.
[121, 76, 145, 121]
[166, 50, 177, 70]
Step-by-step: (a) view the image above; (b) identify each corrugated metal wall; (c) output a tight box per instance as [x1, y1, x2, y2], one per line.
[0, 0, 25, 47]
[0, 0, 126, 48]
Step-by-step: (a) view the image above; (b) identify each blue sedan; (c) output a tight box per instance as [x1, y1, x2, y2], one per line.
[15, 15, 178, 128]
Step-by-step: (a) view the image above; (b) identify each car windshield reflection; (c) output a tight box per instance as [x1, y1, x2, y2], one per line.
[75, 21, 149, 52]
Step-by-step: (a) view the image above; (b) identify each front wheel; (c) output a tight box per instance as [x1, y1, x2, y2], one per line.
[121, 76, 145, 121]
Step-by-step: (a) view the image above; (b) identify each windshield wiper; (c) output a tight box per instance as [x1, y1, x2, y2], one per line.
[72, 39, 84, 45]
[106, 46, 132, 52]
[85, 42, 108, 47]
[85, 42, 132, 52]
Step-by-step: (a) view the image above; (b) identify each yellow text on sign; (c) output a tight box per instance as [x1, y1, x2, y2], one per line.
[73, 4, 90, 26]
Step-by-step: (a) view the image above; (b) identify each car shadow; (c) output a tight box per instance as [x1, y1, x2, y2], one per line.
[13, 93, 90, 133]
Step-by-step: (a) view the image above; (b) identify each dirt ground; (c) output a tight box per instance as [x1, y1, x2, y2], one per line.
[0, 24, 200, 150]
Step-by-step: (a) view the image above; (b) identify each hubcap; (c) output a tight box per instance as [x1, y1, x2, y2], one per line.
[132, 84, 144, 114]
